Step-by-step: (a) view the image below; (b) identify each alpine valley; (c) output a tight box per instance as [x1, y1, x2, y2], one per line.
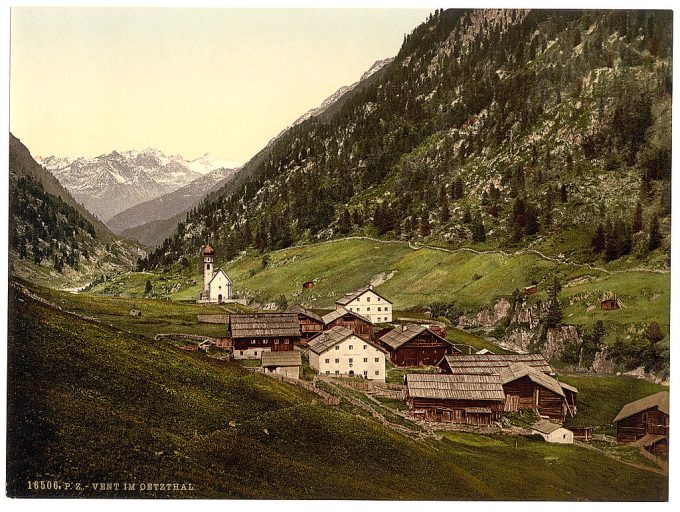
[7, 8, 672, 501]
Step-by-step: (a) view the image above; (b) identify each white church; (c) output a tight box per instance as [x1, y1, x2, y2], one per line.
[197, 243, 233, 304]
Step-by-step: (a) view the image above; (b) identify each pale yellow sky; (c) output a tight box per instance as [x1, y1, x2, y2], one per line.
[9, 8, 430, 162]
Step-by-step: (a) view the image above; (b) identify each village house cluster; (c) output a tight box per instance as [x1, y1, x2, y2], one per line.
[195, 245, 669, 451]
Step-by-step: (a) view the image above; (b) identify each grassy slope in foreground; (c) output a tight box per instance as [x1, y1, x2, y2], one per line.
[6, 282, 667, 500]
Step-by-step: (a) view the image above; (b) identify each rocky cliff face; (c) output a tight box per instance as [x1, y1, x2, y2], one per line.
[458, 296, 586, 364]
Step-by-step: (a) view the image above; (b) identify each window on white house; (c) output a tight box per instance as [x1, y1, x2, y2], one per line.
[363, 345, 367, 349]
[364, 371, 368, 377]
[363, 358, 368, 363]
[367, 297, 370, 302]
[375, 357, 379, 362]
[335, 346, 339, 350]
[367, 307, 370, 311]
[349, 345, 353, 350]
[378, 297, 381, 301]
[326, 371, 330, 375]
[335, 358, 339, 363]
[375, 371, 380, 375]
[325, 358, 330, 364]
[378, 307, 382, 311]
[335, 370, 339, 375]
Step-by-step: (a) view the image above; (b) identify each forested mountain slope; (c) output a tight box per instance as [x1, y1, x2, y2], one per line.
[140, 9, 671, 273]
[9, 133, 144, 287]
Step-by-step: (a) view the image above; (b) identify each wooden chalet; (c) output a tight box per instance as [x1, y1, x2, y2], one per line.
[261, 350, 302, 380]
[499, 363, 577, 420]
[287, 305, 324, 340]
[524, 285, 538, 295]
[613, 391, 669, 454]
[229, 313, 301, 359]
[379, 323, 460, 367]
[438, 353, 553, 375]
[322, 307, 373, 338]
[405, 373, 505, 425]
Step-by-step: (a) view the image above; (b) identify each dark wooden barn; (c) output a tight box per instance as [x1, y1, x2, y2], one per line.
[229, 313, 301, 359]
[405, 373, 505, 425]
[379, 323, 460, 367]
[438, 353, 553, 375]
[614, 391, 669, 454]
[322, 307, 373, 337]
[287, 305, 324, 340]
[600, 298, 621, 310]
[499, 363, 577, 420]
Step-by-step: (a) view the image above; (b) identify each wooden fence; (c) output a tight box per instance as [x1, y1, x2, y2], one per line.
[267, 374, 340, 405]
[317, 376, 406, 399]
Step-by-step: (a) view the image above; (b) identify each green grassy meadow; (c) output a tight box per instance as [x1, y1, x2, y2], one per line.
[6, 280, 668, 500]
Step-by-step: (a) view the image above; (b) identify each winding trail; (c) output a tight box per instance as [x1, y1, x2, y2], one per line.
[272, 235, 669, 276]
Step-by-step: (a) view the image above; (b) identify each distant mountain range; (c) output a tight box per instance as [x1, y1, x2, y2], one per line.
[107, 166, 240, 237]
[37, 149, 240, 223]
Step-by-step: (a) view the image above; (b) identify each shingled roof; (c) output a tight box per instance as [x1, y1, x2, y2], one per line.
[286, 305, 323, 323]
[229, 314, 300, 338]
[499, 363, 565, 397]
[440, 354, 553, 375]
[335, 287, 392, 306]
[380, 323, 455, 350]
[307, 326, 384, 355]
[532, 420, 567, 434]
[261, 350, 302, 367]
[405, 373, 505, 401]
[613, 391, 670, 423]
[321, 307, 372, 326]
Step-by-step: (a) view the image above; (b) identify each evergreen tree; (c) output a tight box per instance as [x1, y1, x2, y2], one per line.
[420, 212, 431, 237]
[591, 223, 606, 253]
[338, 208, 352, 234]
[648, 215, 661, 252]
[471, 214, 486, 242]
[632, 201, 643, 233]
[560, 183, 568, 203]
[145, 279, 153, 295]
[525, 204, 540, 235]
[545, 277, 563, 328]
[462, 206, 472, 224]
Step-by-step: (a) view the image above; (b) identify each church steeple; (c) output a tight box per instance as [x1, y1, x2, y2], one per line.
[203, 244, 215, 291]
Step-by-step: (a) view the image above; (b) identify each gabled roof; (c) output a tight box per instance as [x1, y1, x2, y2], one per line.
[439, 354, 553, 375]
[499, 363, 565, 397]
[380, 323, 456, 350]
[335, 287, 393, 306]
[286, 305, 323, 324]
[261, 350, 302, 367]
[560, 382, 579, 394]
[613, 391, 670, 423]
[532, 420, 568, 434]
[321, 307, 373, 326]
[229, 314, 300, 338]
[307, 326, 385, 355]
[208, 268, 232, 286]
[405, 373, 505, 401]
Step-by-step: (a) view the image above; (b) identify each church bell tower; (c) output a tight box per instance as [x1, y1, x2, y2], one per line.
[203, 243, 215, 292]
